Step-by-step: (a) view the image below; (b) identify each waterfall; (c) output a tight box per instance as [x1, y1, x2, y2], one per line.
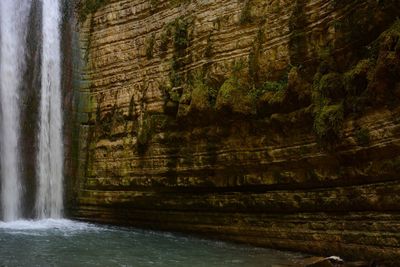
[0, 0, 64, 221]
[36, 0, 63, 219]
[0, 0, 32, 221]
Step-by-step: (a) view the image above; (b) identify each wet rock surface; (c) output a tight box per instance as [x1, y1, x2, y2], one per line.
[69, 0, 400, 265]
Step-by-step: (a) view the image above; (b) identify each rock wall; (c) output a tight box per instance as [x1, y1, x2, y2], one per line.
[70, 0, 400, 264]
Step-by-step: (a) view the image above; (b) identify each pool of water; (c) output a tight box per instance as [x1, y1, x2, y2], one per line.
[0, 219, 303, 266]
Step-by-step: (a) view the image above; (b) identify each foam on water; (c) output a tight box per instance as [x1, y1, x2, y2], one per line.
[0, 219, 98, 232]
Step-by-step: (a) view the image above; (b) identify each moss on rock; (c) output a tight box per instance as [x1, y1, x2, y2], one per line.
[215, 77, 252, 115]
[344, 59, 372, 95]
[355, 127, 371, 146]
[136, 115, 154, 155]
[190, 78, 212, 112]
[317, 73, 345, 101]
[76, 0, 109, 22]
[314, 103, 344, 144]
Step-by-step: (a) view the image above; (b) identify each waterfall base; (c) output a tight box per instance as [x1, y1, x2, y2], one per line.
[0, 220, 303, 266]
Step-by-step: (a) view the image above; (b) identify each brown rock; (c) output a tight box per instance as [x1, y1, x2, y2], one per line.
[69, 0, 400, 265]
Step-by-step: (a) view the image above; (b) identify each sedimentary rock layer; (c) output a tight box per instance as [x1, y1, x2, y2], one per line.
[70, 0, 400, 264]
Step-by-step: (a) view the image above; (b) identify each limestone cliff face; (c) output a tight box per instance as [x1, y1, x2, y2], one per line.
[70, 0, 400, 264]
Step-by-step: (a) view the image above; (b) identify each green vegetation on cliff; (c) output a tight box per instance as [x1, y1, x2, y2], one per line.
[313, 103, 344, 144]
[76, 0, 109, 22]
[74, 1, 400, 264]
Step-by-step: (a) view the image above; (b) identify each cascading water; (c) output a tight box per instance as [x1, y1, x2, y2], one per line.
[0, 0, 32, 221]
[36, 0, 63, 219]
[0, 0, 63, 221]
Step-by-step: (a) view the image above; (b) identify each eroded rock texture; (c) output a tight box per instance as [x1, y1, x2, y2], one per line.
[70, 0, 400, 264]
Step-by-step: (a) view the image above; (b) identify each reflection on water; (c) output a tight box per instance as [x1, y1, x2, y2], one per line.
[0, 219, 303, 267]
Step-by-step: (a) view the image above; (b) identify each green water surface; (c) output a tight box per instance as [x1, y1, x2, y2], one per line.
[0, 219, 303, 266]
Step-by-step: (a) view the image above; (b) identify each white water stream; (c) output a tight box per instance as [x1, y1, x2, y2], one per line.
[36, 0, 63, 219]
[0, 0, 63, 221]
[0, 0, 32, 221]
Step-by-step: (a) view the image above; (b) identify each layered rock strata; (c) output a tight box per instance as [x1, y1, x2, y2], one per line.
[70, 0, 400, 264]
